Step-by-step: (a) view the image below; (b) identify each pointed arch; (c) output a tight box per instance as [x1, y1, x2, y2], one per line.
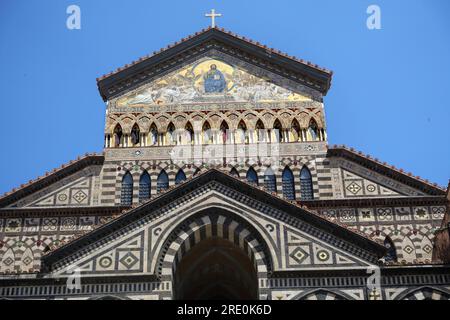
[291, 119, 301, 142]
[175, 169, 187, 185]
[202, 121, 212, 144]
[167, 122, 176, 145]
[120, 172, 133, 205]
[420, 236, 434, 260]
[1, 248, 15, 271]
[255, 119, 265, 142]
[401, 236, 416, 262]
[307, 119, 319, 141]
[384, 236, 397, 262]
[113, 124, 123, 147]
[246, 167, 258, 185]
[150, 123, 158, 145]
[282, 166, 295, 200]
[264, 167, 277, 193]
[230, 167, 240, 178]
[21, 247, 34, 269]
[185, 122, 194, 145]
[157, 170, 169, 193]
[139, 171, 151, 203]
[300, 166, 314, 200]
[220, 120, 229, 144]
[131, 123, 140, 146]
[237, 120, 248, 144]
[273, 119, 283, 143]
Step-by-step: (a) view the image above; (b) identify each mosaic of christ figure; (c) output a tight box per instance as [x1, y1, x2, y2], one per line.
[204, 64, 226, 93]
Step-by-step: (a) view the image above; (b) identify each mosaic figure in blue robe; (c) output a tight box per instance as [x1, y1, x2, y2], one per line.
[204, 64, 226, 93]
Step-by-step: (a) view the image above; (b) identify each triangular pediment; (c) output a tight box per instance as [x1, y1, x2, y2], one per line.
[328, 147, 446, 197]
[0, 155, 104, 209]
[97, 28, 332, 102]
[43, 169, 385, 279]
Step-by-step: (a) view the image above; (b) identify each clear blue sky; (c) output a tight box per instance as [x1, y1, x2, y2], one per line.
[0, 0, 449, 194]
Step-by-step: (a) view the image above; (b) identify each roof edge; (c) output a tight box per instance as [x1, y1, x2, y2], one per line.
[96, 27, 333, 100]
[0, 153, 105, 208]
[328, 145, 446, 196]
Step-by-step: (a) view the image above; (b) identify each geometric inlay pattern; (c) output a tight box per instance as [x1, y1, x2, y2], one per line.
[346, 181, 362, 195]
[289, 247, 309, 264]
[72, 190, 88, 203]
[119, 252, 139, 269]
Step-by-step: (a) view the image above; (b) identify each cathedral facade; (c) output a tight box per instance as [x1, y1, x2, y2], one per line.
[0, 27, 449, 300]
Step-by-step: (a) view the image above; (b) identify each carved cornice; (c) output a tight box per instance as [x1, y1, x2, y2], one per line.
[104, 141, 328, 161]
[0, 206, 128, 218]
[301, 196, 447, 209]
[108, 100, 323, 114]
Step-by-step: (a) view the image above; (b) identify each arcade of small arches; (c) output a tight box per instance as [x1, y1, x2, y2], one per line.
[120, 165, 314, 205]
[105, 117, 326, 148]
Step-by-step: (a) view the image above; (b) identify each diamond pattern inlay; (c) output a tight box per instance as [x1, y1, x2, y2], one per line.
[289, 247, 309, 264]
[346, 182, 362, 195]
[119, 252, 139, 269]
[73, 190, 87, 203]
[403, 245, 414, 255]
[3, 257, 14, 266]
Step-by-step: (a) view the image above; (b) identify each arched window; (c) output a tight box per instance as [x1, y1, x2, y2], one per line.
[175, 169, 187, 185]
[121, 172, 133, 205]
[256, 120, 265, 142]
[167, 123, 175, 145]
[264, 167, 277, 193]
[139, 171, 151, 202]
[282, 167, 295, 200]
[307, 119, 319, 141]
[246, 167, 258, 185]
[220, 121, 229, 144]
[273, 119, 283, 143]
[202, 121, 212, 144]
[384, 237, 397, 262]
[150, 123, 158, 145]
[237, 120, 247, 144]
[157, 170, 169, 193]
[291, 119, 301, 142]
[114, 124, 123, 147]
[230, 167, 240, 178]
[185, 122, 194, 145]
[300, 166, 314, 200]
[131, 124, 140, 146]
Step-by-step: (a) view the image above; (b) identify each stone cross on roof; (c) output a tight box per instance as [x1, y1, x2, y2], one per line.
[205, 9, 222, 28]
